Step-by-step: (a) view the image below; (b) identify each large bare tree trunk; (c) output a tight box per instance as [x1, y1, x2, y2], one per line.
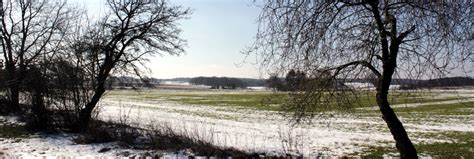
[77, 77, 107, 132]
[5, 66, 21, 112]
[31, 91, 49, 130]
[376, 92, 417, 158]
[6, 65, 28, 112]
[377, 66, 417, 158]
[7, 84, 20, 112]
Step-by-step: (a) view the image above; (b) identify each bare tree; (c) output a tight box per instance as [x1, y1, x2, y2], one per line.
[0, 0, 75, 112]
[247, 1, 472, 158]
[73, 0, 190, 130]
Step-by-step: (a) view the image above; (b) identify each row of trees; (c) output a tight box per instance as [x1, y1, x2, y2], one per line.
[267, 69, 348, 91]
[190, 76, 246, 89]
[268, 70, 474, 92]
[266, 69, 307, 91]
[0, 0, 189, 131]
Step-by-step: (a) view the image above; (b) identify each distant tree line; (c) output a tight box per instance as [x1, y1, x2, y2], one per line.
[399, 77, 474, 89]
[160, 77, 192, 82]
[190, 76, 247, 89]
[105, 76, 160, 89]
[239, 78, 266, 87]
[266, 69, 312, 91]
[266, 70, 474, 91]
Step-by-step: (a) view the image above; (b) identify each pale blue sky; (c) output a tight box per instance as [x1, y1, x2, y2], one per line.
[70, 1, 473, 79]
[72, 0, 262, 79]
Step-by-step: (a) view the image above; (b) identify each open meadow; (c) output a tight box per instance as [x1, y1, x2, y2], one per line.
[97, 87, 474, 157]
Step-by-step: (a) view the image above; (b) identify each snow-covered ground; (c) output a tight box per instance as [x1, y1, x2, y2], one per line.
[1, 89, 473, 158]
[95, 95, 473, 156]
[0, 134, 149, 158]
[0, 116, 144, 158]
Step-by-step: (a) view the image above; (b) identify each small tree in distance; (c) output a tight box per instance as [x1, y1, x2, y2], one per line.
[285, 69, 307, 91]
[266, 74, 284, 91]
[246, 1, 472, 158]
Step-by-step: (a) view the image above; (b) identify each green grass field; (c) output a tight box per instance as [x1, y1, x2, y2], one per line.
[106, 89, 463, 111]
[359, 131, 474, 158]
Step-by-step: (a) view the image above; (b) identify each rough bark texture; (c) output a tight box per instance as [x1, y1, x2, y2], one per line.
[377, 76, 417, 158]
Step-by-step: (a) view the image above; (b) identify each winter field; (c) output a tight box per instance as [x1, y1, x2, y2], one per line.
[1, 87, 473, 158]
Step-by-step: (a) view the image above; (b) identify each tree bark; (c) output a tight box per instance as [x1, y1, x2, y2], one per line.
[377, 71, 417, 158]
[76, 61, 112, 132]
[31, 91, 49, 130]
[7, 83, 20, 112]
[376, 92, 417, 158]
[77, 83, 105, 132]
[4, 59, 27, 113]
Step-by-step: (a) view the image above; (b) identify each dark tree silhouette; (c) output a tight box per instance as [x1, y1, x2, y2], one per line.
[0, 0, 75, 112]
[247, 1, 472, 158]
[285, 69, 306, 91]
[266, 74, 284, 91]
[74, 0, 190, 130]
[190, 76, 247, 89]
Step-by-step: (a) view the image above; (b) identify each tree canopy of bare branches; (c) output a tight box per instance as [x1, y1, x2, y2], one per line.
[0, 0, 77, 111]
[247, 1, 472, 158]
[74, 0, 190, 130]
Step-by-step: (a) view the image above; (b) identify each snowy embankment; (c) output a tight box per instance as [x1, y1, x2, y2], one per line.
[0, 116, 153, 158]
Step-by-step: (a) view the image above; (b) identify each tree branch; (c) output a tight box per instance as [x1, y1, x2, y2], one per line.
[328, 60, 382, 79]
[398, 25, 416, 41]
